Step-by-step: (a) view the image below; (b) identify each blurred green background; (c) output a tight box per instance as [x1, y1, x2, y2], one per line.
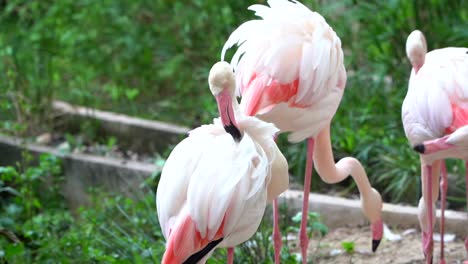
[0, 0, 467, 262]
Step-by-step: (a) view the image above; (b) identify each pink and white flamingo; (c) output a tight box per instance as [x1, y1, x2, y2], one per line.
[402, 29, 468, 264]
[221, 0, 383, 262]
[156, 61, 289, 264]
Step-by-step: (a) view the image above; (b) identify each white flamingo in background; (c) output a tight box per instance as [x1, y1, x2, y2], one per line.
[156, 61, 289, 264]
[403, 29, 468, 264]
[222, 0, 383, 262]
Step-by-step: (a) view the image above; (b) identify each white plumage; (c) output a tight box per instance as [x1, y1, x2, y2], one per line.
[156, 62, 288, 264]
[222, 0, 346, 142]
[221, 1, 383, 262]
[403, 47, 468, 149]
[157, 116, 282, 241]
[402, 29, 468, 263]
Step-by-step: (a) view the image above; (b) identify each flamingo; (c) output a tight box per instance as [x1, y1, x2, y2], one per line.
[156, 61, 289, 264]
[221, 0, 383, 262]
[402, 29, 468, 264]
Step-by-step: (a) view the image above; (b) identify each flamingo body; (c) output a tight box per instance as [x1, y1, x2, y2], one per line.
[222, 0, 383, 262]
[403, 47, 468, 156]
[402, 29, 468, 264]
[222, 0, 346, 142]
[156, 62, 289, 263]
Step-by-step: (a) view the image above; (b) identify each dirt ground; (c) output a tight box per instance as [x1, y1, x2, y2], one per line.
[293, 226, 467, 264]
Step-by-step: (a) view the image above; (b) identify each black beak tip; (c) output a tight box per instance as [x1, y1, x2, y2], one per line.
[413, 144, 425, 154]
[183, 237, 223, 264]
[372, 239, 381, 253]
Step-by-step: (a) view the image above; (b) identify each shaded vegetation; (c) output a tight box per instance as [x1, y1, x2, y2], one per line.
[0, 154, 164, 262]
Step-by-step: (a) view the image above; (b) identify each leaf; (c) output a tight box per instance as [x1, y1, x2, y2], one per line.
[125, 88, 139, 100]
[341, 241, 355, 254]
[5, 243, 24, 258]
[310, 222, 329, 236]
[0, 167, 18, 181]
[291, 212, 302, 223]
[308, 211, 320, 221]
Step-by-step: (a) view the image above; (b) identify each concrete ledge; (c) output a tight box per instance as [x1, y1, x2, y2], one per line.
[52, 100, 190, 153]
[1, 134, 465, 235]
[0, 135, 159, 210]
[279, 190, 467, 237]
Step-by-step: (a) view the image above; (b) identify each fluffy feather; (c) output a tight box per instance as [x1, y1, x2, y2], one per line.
[402, 47, 468, 148]
[156, 114, 288, 260]
[221, 0, 346, 141]
[446, 125, 468, 146]
[402, 37, 468, 262]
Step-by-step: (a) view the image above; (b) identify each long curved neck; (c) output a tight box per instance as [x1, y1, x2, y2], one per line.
[313, 125, 383, 223]
[313, 125, 373, 196]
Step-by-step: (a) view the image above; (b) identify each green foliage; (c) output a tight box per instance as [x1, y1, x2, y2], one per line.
[0, 154, 65, 262]
[341, 241, 355, 254]
[0, 0, 258, 131]
[290, 212, 329, 238]
[0, 153, 166, 263]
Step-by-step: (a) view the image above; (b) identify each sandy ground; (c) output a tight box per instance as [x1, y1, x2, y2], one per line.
[288, 226, 467, 264]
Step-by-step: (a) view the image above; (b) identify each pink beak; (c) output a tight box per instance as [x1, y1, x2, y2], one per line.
[215, 89, 241, 141]
[371, 218, 383, 252]
[413, 135, 453, 155]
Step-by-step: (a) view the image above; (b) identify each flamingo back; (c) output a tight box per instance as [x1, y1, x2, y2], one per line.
[402, 47, 468, 147]
[221, 0, 346, 141]
[156, 115, 287, 260]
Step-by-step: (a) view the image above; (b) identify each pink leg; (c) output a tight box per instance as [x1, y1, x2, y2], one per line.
[272, 135, 282, 264]
[272, 198, 282, 264]
[424, 164, 434, 264]
[440, 161, 447, 264]
[299, 138, 314, 264]
[227, 247, 234, 264]
[465, 161, 468, 260]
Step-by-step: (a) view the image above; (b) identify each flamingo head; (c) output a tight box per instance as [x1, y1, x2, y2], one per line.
[406, 30, 427, 74]
[361, 187, 383, 252]
[208, 61, 236, 97]
[208, 61, 242, 141]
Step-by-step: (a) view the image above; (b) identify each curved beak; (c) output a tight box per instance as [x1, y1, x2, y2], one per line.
[413, 136, 453, 155]
[183, 238, 223, 264]
[371, 219, 383, 252]
[215, 89, 242, 141]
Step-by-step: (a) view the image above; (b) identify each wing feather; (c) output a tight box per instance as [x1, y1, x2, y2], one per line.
[223, 0, 345, 111]
[158, 115, 286, 248]
[156, 135, 207, 239]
